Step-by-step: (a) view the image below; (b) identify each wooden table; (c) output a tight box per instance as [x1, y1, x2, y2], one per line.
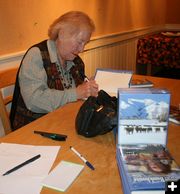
[0, 75, 179, 194]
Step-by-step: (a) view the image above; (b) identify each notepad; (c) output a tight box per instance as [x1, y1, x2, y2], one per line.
[42, 160, 84, 192]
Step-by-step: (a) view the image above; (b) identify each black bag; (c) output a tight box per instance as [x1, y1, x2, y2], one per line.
[75, 90, 117, 137]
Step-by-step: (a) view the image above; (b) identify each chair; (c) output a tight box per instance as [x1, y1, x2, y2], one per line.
[0, 66, 18, 134]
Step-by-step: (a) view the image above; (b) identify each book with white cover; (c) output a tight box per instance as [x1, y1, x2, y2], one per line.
[94, 68, 132, 97]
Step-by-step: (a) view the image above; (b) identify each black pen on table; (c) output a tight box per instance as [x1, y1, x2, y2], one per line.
[2, 154, 41, 176]
[70, 146, 95, 170]
[34, 130, 67, 141]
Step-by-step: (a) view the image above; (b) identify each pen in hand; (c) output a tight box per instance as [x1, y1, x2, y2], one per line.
[84, 76, 89, 82]
[2, 154, 41, 176]
[78, 70, 89, 82]
[70, 146, 95, 170]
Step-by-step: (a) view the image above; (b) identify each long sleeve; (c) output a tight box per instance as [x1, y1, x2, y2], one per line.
[19, 47, 77, 113]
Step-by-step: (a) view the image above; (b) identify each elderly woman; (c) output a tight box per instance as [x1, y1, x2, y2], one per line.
[10, 11, 99, 130]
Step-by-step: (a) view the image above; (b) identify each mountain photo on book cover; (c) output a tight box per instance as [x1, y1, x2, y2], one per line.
[118, 90, 170, 145]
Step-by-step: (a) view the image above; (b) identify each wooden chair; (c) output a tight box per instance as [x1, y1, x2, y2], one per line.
[0, 66, 18, 134]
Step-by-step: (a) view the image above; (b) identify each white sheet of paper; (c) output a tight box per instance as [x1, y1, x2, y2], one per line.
[95, 69, 132, 96]
[42, 160, 84, 192]
[0, 143, 60, 194]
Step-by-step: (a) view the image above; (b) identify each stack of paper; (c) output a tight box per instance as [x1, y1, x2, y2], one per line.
[0, 143, 60, 194]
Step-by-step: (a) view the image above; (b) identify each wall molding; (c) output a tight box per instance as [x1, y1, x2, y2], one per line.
[85, 24, 180, 51]
[0, 51, 24, 70]
[0, 24, 180, 70]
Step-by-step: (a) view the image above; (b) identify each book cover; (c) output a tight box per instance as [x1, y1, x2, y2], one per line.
[130, 78, 154, 88]
[116, 88, 180, 193]
[117, 144, 180, 194]
[117, 88, 170, 146]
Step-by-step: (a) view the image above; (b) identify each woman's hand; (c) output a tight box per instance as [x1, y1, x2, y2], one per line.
[76, 80, 99, 99]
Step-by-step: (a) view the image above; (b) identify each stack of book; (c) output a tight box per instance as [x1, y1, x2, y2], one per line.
[129, 78, 154, 88]
[116, 88, 180, 194]
[169, 105, 180, 125]
[94, 68, 155, 97]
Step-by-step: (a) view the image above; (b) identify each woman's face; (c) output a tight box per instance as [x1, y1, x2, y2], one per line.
[56, 29, 91, 64]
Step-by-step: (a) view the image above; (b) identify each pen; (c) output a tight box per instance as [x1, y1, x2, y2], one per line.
[84, 76, 89, 82]
[70, 146, 95, 170]
[2, 154, 41, 176]
[78, 70, 89, 82]
[34, 131, 67, 141]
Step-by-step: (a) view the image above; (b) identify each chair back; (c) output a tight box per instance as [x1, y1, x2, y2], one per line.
[0, 66, 18, 134]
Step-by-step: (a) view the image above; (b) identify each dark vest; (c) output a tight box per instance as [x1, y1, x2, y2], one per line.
[10, 40, 85, 130]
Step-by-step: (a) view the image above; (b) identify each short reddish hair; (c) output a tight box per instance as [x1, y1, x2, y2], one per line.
[48, 11, 95, 40]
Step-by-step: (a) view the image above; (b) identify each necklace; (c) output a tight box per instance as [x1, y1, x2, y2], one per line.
[56, 62, 73, 89]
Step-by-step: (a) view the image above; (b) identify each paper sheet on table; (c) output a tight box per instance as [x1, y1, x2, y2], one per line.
[0, 143, 60, 194]
[42, 160, 84, 192]
[95, 69, 132, 97]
